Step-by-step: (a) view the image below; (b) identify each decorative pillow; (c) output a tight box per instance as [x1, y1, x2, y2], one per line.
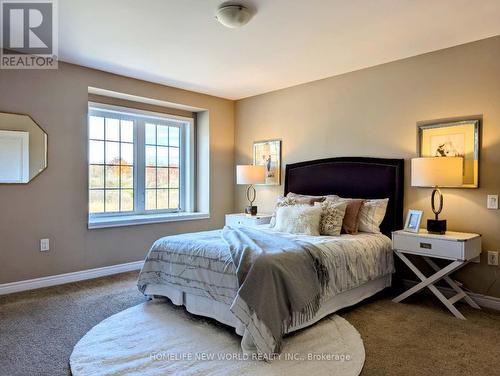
[315, 200, 348, 236]
[325, 194, 340, 201]
[274, 205, 322, 236]
[269, 196, 298, 227]
[286, 192, 326, 205]
[269, 194, 325, 227]
[358, 198, 389, 233]
[326, 197, 365, 234]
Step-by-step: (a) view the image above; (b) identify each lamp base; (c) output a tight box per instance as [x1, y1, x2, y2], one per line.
[245, 206, 257, 216]
[427, 219, 447, 234]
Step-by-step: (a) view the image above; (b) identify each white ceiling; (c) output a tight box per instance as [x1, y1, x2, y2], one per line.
[59, 0, 500, 99]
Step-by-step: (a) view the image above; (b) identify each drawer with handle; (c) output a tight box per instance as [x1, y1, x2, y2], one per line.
[225, 214, 272, 227]
[392, 232, 481, 261]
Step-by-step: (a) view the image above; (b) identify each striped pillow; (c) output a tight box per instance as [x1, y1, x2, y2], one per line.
[358, 198, 389, 233]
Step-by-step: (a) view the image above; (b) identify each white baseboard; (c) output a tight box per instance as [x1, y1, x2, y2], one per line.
[402, 279, 500, 311]
[0, 260, 144, 296]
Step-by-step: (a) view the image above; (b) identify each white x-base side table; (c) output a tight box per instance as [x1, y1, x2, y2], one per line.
[392, 230, 481, 320]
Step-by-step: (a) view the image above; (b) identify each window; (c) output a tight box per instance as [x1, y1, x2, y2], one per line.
[144, 122, 180, 211]
[88, 114, 134, 213]
[88, 104, 195, 227]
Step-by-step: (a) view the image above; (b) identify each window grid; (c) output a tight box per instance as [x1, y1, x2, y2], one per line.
[89, 116, 134, 214]
[144, 123, 180, 211]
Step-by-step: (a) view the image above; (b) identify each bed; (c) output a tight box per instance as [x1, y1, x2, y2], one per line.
[138, 157, 404, 353]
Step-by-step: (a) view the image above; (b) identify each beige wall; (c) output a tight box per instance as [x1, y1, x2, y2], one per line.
[235, 36, 500, 297]
[1, 37, 499, 298]
[0, 62, 234, 284]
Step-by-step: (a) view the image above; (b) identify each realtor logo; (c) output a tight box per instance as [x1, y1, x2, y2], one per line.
[1, 0, 58, 69]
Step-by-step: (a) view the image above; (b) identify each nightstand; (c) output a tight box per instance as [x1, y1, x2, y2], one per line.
[392, 229, 481, 320]
[225, 213, 272, 227]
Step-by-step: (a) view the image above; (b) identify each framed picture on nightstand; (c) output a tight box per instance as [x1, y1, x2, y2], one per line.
[404, 209, 423, 233]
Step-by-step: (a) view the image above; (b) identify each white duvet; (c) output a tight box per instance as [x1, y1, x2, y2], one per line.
[137, 225, 394, 305]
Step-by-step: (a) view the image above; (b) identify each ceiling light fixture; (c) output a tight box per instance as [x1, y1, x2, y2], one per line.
[215, 4, 253, 28]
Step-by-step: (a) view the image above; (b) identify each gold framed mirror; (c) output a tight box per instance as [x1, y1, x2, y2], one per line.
[417, 118, 480, 188]
[0, 112, 48, 183]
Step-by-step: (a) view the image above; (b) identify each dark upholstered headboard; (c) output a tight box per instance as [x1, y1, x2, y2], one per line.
[284, 157, 404, 236]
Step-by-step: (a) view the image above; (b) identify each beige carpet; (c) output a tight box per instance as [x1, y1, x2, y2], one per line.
[1, 271, 499, 375]
[0, 272, 147, 376]
[342, 292, 500, 376]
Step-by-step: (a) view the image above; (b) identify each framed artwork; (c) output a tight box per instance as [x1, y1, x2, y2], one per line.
[253, 139, 281, 185]
[403, 209, 423, 233]
[418, 119, 480, 188]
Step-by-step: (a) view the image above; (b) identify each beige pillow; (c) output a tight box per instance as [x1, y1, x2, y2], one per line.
[315, 200, 348, 236]
[326, 197, 365, 234]
[286, 192, 326, 205]
[274, 205, 322, 236]
[358, 198, 389, 233]
[325, 194, 340, 201]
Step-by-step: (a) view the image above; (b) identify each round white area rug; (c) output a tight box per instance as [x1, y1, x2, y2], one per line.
[70, 301, 365, 376]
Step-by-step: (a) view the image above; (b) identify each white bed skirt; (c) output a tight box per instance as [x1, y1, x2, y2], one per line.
[144, 274, 391, 347]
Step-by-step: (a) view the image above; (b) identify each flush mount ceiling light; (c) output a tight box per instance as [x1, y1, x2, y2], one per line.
[215, 4, 254, 28]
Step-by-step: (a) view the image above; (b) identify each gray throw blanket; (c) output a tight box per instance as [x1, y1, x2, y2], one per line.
[222, 226, 330, 356]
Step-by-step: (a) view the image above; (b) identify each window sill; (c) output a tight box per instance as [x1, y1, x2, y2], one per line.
[88, 212, 210, 229]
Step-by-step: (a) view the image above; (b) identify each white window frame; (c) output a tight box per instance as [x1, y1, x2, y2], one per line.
[87, 103, 201, 229]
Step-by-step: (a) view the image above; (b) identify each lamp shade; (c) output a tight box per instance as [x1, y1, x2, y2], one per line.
[236, 165, 266, 185]
[411, 157, 463, 187]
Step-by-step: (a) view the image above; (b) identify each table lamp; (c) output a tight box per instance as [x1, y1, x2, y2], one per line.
[236, 165, 266, 216]
[411, 157, 463, 234]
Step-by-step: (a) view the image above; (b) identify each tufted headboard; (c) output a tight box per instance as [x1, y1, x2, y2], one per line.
[284, 157, 404, 236]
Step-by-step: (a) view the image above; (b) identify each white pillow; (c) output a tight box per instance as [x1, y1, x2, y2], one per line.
[358, 198, 389, 233]
[269, 196, 298, 228]
[274, 205, 322, 236]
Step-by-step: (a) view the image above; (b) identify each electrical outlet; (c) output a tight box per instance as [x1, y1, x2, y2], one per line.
[487, 195, 498, 209]
[488, 251, 499, 266]
[40, 238, 50, 252]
